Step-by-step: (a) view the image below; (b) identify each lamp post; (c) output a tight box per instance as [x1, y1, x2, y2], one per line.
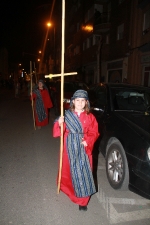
[47, 22, 56, 73]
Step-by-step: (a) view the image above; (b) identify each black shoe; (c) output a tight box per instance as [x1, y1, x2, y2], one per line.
[79, 205, 87, 211]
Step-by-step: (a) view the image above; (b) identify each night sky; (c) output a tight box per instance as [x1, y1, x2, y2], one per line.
[0, 0, 62, 63]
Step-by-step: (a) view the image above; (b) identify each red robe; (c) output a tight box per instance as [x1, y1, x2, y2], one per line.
[53, 111, 99, 206]
[31, 89, 53, 126]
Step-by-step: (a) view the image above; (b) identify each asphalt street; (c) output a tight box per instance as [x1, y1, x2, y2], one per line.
[0, 87, 149, 225]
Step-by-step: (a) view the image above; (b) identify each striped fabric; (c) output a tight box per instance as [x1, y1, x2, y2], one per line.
[33, 89, 47, 122]
[65, 110, 96, 197]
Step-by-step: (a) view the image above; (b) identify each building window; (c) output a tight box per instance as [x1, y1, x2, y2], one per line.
[86, 38, 89, 48]
[89, 6, 94, 20]
[83, 39, 90, 50]
[143, 9, 150, 35]
[83, 42, 86, 51]
[74, 45, 80, 55]
[117, 23, 124, 40]
[76, 45, 80, 54]
[78, 0, 81, 8]
[85, 10, 89, 23]
[89, 36, 93, 47]
[118, 0, 125, 4]
[85, 4, 103, 24]
[106, 34, 109, 44]
[94, 4, 103, 13]
[93, 35, 101, 45]
[77, 22, 80, 32]
[108, 2, 111, 12]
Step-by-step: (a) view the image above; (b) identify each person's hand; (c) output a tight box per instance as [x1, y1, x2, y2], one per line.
[58, 116, 64, 126]
[81, 138, 88, 147]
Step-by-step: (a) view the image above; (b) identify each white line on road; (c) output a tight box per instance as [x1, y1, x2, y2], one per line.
[96, 187, 150, 224]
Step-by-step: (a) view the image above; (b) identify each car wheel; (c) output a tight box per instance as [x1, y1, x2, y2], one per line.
[106, 142, 129, 190]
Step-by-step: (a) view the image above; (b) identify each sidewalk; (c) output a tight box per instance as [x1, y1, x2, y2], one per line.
[0, 86, 29, 101]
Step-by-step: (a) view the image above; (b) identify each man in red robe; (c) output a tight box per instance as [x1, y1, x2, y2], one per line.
[31, 80, 53, 129]
[53, 90, 99, 211]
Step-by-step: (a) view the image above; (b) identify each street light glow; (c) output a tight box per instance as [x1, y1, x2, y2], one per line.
[47, 22, 51, 27]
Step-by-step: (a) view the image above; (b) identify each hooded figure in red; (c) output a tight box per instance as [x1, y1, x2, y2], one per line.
[31, 80, 53, 129]
[53, 90, 99, 211]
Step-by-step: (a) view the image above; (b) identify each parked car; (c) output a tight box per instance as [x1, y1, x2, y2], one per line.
[48, 80, 89, 115]
[88, 83, 150, 199]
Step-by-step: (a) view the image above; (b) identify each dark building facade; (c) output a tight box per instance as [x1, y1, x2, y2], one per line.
[0, 47, 8, 82]
[65, 0, 150, 86]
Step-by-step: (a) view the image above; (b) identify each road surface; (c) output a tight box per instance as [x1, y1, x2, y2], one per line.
[0, 87, 149, 225]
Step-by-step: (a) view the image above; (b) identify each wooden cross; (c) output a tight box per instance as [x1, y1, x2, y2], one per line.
[45, 0, 77, 194]
[45, 72, 77, 79]
[30, 61, 36, 130]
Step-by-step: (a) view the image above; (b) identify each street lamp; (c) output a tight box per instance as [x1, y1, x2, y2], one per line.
[47, 22, 56, 73]
[47, 22, 51, 27]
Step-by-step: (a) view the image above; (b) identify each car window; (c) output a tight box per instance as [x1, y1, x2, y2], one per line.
[111, 88, 150, 111]
[93, 86, 107, 107]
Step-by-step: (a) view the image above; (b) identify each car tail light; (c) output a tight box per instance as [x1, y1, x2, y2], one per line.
[148, 147, 150, 160]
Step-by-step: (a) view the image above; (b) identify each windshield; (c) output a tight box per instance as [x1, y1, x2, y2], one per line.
[111, 88, 150, 112]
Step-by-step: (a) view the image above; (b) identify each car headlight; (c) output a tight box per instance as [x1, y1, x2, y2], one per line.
[63, 99, 70, 103]
[148, 147, 150, 160]
[93, 107, 104, 112]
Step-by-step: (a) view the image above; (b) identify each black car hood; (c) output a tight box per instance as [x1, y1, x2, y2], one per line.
[115, 111, 150, 135]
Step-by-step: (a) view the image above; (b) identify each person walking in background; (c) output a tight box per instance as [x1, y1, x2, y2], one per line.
[31, 79, 53, 129]
[15, 79, 20, 98]
[53, 90, 99, 211]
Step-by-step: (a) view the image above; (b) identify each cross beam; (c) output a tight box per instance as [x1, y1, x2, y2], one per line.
[51, 0, 78, 194]
[45, 72, 77, 79]
[47, 71, 77, 194]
